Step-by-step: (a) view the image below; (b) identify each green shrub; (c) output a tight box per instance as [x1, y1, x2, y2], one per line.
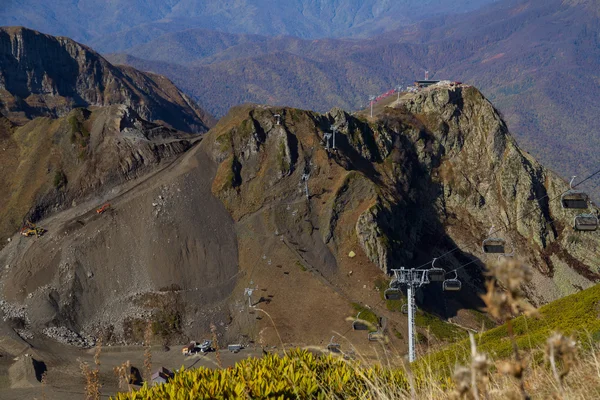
[111, 349, 413, 400]
[415, 311, 466, 342]
[53, 170, 67, 188]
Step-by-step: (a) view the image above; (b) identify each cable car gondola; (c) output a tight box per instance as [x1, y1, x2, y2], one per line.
[427, 258, 445, 282]
[497, 250, 515, 262]
[384, 288, 402, 300]
[443, 271, 462, 292]
[561, 176, 589, 209]
[482, 225, 507, 254]
[352, 312, 369, 331]
[574, 213, 599, 231]
[326, 336, 341, 353]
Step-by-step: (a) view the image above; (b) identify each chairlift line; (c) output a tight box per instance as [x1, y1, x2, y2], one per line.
[412, 165, 600, 271]
[352, 311, 369, 331]
[574, 213, 599, 231]
[562, 176, 589, 209]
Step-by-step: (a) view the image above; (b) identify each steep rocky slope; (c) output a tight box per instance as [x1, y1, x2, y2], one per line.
[0, 27, 217, 247]
[0, 27, 214, 131]
[206, 83, 600, 320]
[1, 83, 599, 360]
[106, 0, 600, 204]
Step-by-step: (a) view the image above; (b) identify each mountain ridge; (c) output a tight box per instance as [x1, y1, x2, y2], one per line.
[0, 26, 215, 132]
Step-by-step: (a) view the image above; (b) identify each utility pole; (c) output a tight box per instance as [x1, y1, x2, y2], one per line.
[323, 132, 332, 151]
[244, 286, 255, 308]
[384, 265, 448, 362]
[331, 127, 337, 149]
[301, 172, 310, 199]
[323, 127, 337, 151]
[369, 96, 376, 118]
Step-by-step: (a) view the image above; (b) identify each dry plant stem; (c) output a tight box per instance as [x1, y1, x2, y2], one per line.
[41, 371, 47, 400]
[548, 341, 564, 396]
[143, 321, 152, 384]
[253, 308, 287, 356]
[210, 323, 222, 369]
[506, 318, 529, 400]
[469, 333, 481, 400]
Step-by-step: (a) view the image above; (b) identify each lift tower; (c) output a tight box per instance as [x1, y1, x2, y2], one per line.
[384, 264, 447, 362]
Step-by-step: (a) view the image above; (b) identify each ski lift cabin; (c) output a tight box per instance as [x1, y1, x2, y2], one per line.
[574, 214, 599, 231]
[384, 288, 402, 300]
[562, 177, 589, 209]
[562, 191, 589, 209]
[427, 258, 445, 282]
[327, 336, 341, 353]
[482, 226, 507, 254]
[443, 272, 461, 291]
[482, 238, 506, 254]
[352, 312, 369, 331]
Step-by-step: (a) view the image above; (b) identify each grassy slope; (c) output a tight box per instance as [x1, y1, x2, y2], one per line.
[112, 284, 600, 399]
[423, 283, 600, 370]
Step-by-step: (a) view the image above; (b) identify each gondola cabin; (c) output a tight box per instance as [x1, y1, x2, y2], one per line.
[482, 238, 506, 254]
[384, 289, 402, 300]
[561, 190, 589, 209]
[427, 268, 445, 282]
[443, 279, 462, 291]
[574, 214, 599, 231]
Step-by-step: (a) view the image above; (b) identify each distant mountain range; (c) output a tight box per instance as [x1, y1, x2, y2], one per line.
[0, 0, 497, 52]
[106, 0, 600, 196]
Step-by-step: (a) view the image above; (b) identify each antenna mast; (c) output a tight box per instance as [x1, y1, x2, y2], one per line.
[301, 172, 310, 199]
[369, 95, 376, 118]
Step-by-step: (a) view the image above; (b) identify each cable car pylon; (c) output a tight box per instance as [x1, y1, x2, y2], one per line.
[384, 259, 461, 363]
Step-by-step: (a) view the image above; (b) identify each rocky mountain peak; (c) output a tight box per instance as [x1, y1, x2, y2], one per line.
[208, 84, 600, 306]
[0, 26, 213, 132]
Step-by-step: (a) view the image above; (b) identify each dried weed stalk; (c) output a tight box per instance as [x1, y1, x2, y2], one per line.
[80, 338, 102, 400]
[481, 258, 537, 400]
[143, 320, 153, 383]
[546, 332, 577, 394]
[114, 360, 132, 392]
[452, 332, 491, 400]
[210, 323, 223, 369]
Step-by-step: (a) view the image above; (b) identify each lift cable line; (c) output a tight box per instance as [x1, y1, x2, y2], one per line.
[376, 166, 600, 362]
[411, 166, 600, 271]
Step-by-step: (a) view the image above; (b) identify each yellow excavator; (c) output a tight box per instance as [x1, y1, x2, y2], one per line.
[20, 221, 46, 237]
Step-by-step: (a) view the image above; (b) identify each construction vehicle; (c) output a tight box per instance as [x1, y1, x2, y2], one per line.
[182, 340, 213, 356]
[96, 203, 111, 214]
[20, 221, 46, 237]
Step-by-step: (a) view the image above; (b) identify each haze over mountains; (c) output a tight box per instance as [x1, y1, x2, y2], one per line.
[102, 0, 600, 198]
[0, 0, 497, 52]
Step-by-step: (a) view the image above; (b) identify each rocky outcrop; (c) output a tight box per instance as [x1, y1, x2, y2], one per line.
[207, 85, 600, 305]
[0, 104, 197, 245]
[0, 27, 214, 132]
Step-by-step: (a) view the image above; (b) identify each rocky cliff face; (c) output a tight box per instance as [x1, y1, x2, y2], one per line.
[0, 103, 199, 246]
[1, 82, 598, 352]
[0, 27, 214, 132]
[208, 85, 600, 307]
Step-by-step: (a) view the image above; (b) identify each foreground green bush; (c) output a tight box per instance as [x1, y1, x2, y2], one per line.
[112, 349, 414, 399]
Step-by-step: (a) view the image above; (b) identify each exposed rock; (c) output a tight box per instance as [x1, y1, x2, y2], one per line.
[207, 86, 600, 306]
[0, 26, 214, 132]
